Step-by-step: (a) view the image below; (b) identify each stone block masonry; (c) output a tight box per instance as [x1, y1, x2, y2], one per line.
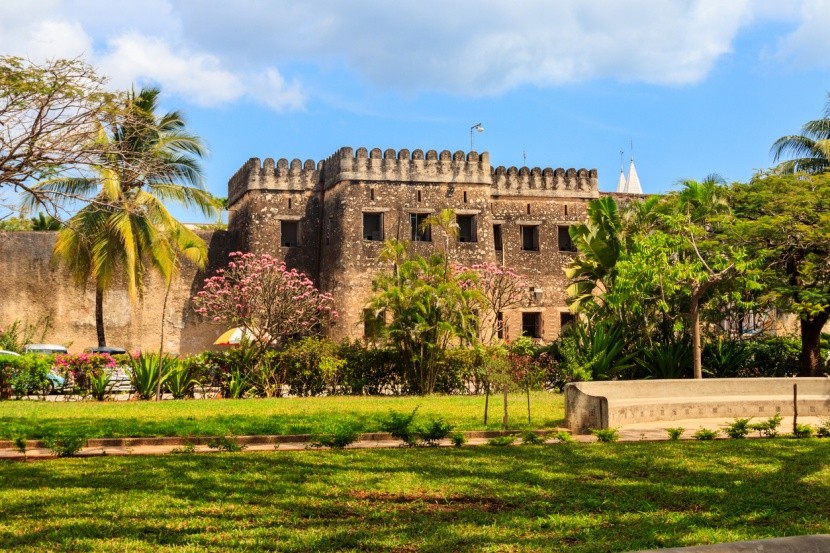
[229, 146, 600, 343]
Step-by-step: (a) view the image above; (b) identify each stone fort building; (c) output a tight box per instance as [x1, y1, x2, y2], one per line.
[227, 146, 600, 343]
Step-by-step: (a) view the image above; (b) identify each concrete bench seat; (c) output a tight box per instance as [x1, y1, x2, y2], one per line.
[565, 378, 830, 434]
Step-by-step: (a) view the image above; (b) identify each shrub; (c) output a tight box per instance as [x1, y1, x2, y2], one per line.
[418, 418, 453, 446]
[44, 434, 86, 457]
[553, 431, 574, 443]
[636, 340, 692, 380]
[723, 418, 752, 439]
[2, 354, 53, 398]
[55, 352, 116, 395]
[309, 423, 361, 449]
[450, 433, 467, 447]
[521, 431, 546, 445]
[741, 337, 801, 377]
[591, 428, 619, 443]
[666, 427, 685, 441]
[693, 428, 719, 440]
[817, 418, 830, 438]
[13, 436, 27, 455]
[381, 409, 419, 447]
[749, 413, 783, 438]
[207, 436, 246, 452]
[702, 339, 751, 378]
[87, 370, 112, 401]
[165, 359, 201, 399]
[487, 435, 516, 446]
[792, 424, 814, 439]
[128, 352, 169, 400]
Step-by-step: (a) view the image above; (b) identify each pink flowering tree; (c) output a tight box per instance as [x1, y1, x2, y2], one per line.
[192, 252, 337, 358]
[457, 262, 528, 343]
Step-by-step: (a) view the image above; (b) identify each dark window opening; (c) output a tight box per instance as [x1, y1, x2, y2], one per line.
[521, 225, 539, 251]
[417, 190, 422, 202]
[496, 312, 504, 340]
[363, 212, 383, 241]
[363, 309, 384, 340]
[558, 225, 576, 252]
[463, 191, 468, 203]
[370, 188, 375, 201]
[526, 203, 531, 215]
[288, 198, 292, 209]
[457, 215, 476, 242]
[410, 213, 431, 242]
[522, 312, 541, 339]
[493, 224, 503, 251]
[560, 312, 575, 335]
[564, 204, 568, 216]
[281, 221, 299, 247]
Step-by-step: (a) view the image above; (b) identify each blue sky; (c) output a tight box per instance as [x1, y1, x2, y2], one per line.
[3, 1, 830, 221]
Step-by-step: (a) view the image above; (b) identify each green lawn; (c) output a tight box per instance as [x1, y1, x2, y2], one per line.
[1, 440, 828, 551]
[0, 392, 564, 440]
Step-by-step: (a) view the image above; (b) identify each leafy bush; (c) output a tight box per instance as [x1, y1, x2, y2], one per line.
[450, 433, 467, 447]
[553, 431, 573, 443]
[309, 423, 361, 449]
[207, 436, 246, 452]
[723, 418, 752, 439]
[741, 336, 801, 377]
[666, 427, 685, 441]
[381, 408, 419, 447]
[792, 424, 814, 439]
[44, 434, 86, 457]
[87, 370, 112, 401]
[558, 320, 633, 381]
[817, 418, 830, 438]
[590, 428, 619, 443]
[521, 431, 546, 445]
[418, 418, 453, 446]
[487, 435, 516, 446]
[703, 339, 751, 378]
[0, 317, 52, 353]
[1, 354, 53, 398]
[55, 352, 116, 395]
[693, 428, 719, 440]
[748, 413, 783, 438]
[13, 436, 27, 455]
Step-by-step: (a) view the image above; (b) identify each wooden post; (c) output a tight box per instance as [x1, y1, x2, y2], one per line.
[793, 383, 798, 435]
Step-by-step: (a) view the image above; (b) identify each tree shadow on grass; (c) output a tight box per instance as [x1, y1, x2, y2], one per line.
[0, 441, 828, 551]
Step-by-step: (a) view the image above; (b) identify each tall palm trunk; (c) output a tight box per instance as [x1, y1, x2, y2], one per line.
[95, 285, 106, 347]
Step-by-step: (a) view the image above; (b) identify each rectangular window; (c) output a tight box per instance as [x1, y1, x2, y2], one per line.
[560, 312, 575, 335]
[457, 215, 476, 243]
[522, 312, 541, 339]
[493, 224, 503, 251]
[363, 212, 383, 241]
[558, 225, 576, 252]
[281, 221, 299, 247]
[363, 309, 384, 340]
[496, 312, 504, 340]
[521, 225, 539, 251]
[410, 213, 431, 242]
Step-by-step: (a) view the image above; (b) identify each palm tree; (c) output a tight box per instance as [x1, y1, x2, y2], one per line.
[31, 86, 219, 346]
[771, 93, 830, 174]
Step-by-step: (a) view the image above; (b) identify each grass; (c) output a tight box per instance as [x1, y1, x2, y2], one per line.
[1, 440, 828, 551]
[0, 392, 564, 439]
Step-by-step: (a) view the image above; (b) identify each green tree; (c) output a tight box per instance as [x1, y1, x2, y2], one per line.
[730, 172, 830, 376]
[30, 86, 218, 346]
[369, 242, 483, 394]
[771, 93, 830, 174]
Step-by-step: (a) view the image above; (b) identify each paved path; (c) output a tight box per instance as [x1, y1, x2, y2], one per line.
[1, 414, 825, 460]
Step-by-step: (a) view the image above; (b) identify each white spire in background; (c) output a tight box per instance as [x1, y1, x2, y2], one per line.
[626, 157, 642, 194]
[615, 146, 643, 194]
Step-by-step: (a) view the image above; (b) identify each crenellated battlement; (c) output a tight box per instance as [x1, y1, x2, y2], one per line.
[490, 166, 598, 198]
[228, 156, 323, 205]
[227, 147, 598, 205]
[321, 146, 491, 188]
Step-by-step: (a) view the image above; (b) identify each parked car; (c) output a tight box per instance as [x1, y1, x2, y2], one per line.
[1, 348, 66, 393]
[84, 346, 127, 355]
[24, 343, 69, 355]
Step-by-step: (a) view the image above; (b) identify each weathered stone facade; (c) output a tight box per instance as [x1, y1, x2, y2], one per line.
[228, 147, 599, 342]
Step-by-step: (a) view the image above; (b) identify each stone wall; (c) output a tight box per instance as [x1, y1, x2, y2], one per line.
[0, 230, 231, 354]
[229, 146, 600, 342]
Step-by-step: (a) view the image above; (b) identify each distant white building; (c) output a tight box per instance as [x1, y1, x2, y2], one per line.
[616, 158, 643, 194]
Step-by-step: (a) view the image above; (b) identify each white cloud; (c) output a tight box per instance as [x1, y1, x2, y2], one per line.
[768, 0, 830, 70]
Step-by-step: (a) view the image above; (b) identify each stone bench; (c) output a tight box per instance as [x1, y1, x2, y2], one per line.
[565, 378, 830, 434]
